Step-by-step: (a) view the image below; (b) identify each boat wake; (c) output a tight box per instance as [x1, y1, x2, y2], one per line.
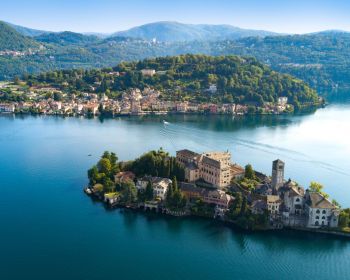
[159, 121, 350, 177]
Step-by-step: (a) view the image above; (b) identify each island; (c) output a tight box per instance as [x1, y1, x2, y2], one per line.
[0, 55, 323, 116]
[84, 148, 350, 236]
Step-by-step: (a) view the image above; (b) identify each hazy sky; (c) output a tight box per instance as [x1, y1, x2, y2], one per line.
[1, 0, 350, 34]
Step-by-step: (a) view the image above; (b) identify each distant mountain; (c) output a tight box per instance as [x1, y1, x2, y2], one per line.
[5, 21, 48, 37]
[0, 21, 40, 50]
[113, 21, 278, 42]
[311, 30, 350, 35]
[35, 31, 99, 46]
[0, 20, 350, 88]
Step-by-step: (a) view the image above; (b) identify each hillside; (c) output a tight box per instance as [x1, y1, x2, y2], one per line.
[35, 31, 100, 46]
[0, 21, 40, 51]
[0, 21, 350, 88]
[5, 21, 48, 37]
[113, 21, 277, 42]
[213, 33, 350, 88]
[24, 54, 318, 107]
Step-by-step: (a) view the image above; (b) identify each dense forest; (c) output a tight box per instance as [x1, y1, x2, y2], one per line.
[23, 54, 318, 106]
[1, 21, 350, 89]
[0, 21, 40, 51]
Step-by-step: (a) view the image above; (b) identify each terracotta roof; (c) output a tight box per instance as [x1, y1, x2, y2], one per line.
[266, 195, 282, 203]
[176, 149, 199, 158]
[307, 192, 336, 209]
[180, 183, 207, 196]
[201, 156, 221, 168]
[289, 186, 305, 197]
[231, 164, 245, 174]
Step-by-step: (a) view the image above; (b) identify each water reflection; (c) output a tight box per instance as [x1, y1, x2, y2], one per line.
[118, 209, 350, 254]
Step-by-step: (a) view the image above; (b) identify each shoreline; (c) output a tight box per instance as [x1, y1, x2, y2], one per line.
[0, 104, 321, 118]
[84, 187, 350, 240]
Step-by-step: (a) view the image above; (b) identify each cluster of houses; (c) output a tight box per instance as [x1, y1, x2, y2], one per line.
[250, 159, 340, 229]
[87, 148, 340, 230]
[0, 46, 44, 57]
[0, 77, 293, 116]
[176, 149, 340, 229]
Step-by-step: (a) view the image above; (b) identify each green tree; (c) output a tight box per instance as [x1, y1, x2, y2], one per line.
[145, 181, 154, 201]
[53, 92, 63, 101]
[120, 180, 138, 203]
[339, 211, 350, 228]
[244, 164, 255, 180]
[98, 158, 112, 176]
[309, 181, 329, 198]
[87, 165, 99, 185]
[103, 177, 115, 193]
[227, 192, 243, 219]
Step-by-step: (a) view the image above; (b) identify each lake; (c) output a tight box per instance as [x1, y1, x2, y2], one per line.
[0, 90, 350, 280]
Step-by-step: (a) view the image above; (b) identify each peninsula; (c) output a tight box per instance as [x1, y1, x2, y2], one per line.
[84, 149, 350, 235]
[0, 55, 322, 117]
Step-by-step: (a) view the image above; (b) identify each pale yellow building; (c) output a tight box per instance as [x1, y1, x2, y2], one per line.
[176, 150, 234, 188]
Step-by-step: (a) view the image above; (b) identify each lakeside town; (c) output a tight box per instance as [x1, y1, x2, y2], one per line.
[85, 148, 350, 236]
[0, 74, 303, 117]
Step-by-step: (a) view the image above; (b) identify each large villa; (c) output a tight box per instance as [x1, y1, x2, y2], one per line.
[176, 149, 244, 188]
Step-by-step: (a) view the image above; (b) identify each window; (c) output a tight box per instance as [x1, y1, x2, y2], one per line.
[322, 210, 326, 214]
[315, 221, 319, 226]
[296, 198, 300, 202]
[316, 216, 319, 219]
[316, 209, 320, 214]
[322, 216, 326, 220]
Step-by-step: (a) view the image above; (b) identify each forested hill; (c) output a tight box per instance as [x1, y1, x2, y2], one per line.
[113, 21, 277, 42]
[0, 21, 40, 50]
[24, 54, 318, 106]
[1, 20, 350, 89]
[213, 33, 350, 88]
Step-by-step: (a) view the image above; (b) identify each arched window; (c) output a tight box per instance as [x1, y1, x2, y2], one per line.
[315, 221, 319, 226]
[296, 198, 300, 202]
[322, 210, 326, 214]
[322, 216, 326, 219]
[316, 209, 320, 214]
[316, 216, 319, 219]
[321, 221, 325, 226]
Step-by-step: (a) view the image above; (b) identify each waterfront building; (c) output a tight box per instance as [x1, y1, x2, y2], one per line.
[252, 199, 267, 215]
[282, 182, 305, 215]
[83, 103, 99, 115]
[176, 150, 233, 188]
[179, 183, 233, 209]
[304, 191, 339, 228]
[272, 159, 285, 190]
[278, 97, 288, 105]
[203, 189, 233, 209]
[131, 100, 142, 114]
[266, 195, 282, 217]
[136, 176, 172, 201]
[176, 102, 188, 113]
[152, 177, 172, 200]
[104, 192, 120, 206]
[0, 103, 15, 113]
[179, 182, 207, 201]
[114, 171, 136, 184]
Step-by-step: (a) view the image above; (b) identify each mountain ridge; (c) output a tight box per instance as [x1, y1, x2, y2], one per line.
[1, 20, 350, 88]
[112, 21, 278, 42]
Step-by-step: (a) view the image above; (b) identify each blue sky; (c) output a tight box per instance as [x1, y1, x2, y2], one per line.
[1, 0, 350, 34]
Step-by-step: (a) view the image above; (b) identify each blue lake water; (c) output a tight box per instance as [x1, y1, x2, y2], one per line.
[0, 90, 350, 279]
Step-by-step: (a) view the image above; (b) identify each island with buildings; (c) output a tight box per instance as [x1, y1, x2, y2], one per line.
[84, 148, 350, 236]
